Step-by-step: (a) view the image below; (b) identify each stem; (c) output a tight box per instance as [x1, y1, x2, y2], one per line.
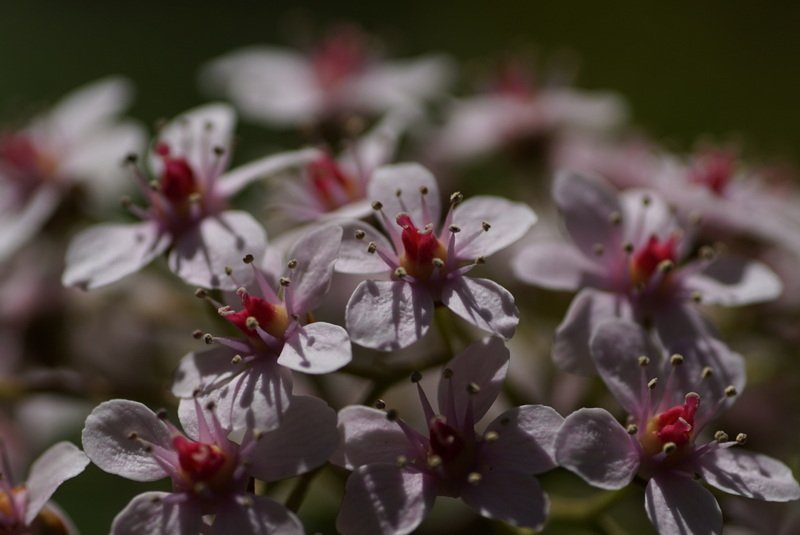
[433, 305, 455, 359]
[285, 466, 324, 513]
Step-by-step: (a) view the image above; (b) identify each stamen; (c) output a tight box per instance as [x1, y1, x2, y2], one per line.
[467, 472, 482, 485]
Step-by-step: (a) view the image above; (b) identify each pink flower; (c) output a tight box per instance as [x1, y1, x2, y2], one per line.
[62, 103, 318, 291]
[200, 25, 453, 128]
[338, 163, 536, 350]
[556, 320, 800, 535]
[81, 395, 337, 534]
[0, 77, 144, 262]
[0, 441, 89, 534]
[333, 337, 563, 534]
[172, 224, 351, 431]
[513, 171, 782, 374]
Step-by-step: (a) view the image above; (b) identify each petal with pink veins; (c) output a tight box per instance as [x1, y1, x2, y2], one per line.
[246, 396, 338, 482]
[685, 257, 782, 307]
[171, 346, 240, 398]
[333, 406, 416, 470]
[24, 441, 89, 524]
[336, 464, 435, 535]
[644, 474, 722, 535]
[367, 163, 441, 228]
[698, 448, 800, 502]
[169, 210, 267, 290]
[111, 492, 203, 535]
[82, 400, 173, 482]
[451, 196, 536, 259]
[441, 277, 518, 340]
[212, 496, 302, 535]
[346, 280, 433, 350]
[284, 224, 342, 313]
[460, 467, 549, 530]
[513, 241, 602, 291]
[279, 321, 351, 374]
[556, 408, 639, 490]
[482, 405, 564, 474]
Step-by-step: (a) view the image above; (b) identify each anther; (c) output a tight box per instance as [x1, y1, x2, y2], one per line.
[150, 495, 161, 503]
[481, 221, 491, 232]
[410, 371, 422, 383]
[608, 211, 622, 225]
[203, 334, 214, 344]
[427, 455, 442, 468]
[279, 277, 291, 287]
[724, 385, 738, 397]
[205, 401, 216, 411]
[245, 316, 259, 329]
[419, 186, 428, 195]
[623, 242, 634, 253]
[626, 424, 638, 435]
[242, 254, 254, 264]
[642, 195, 652, 206]
[467, 382, 481, 394]
[474, 256, 486, 265]
[375, 399, 386, 410]
[647, 378, 658, 390]
[386, 409, 399, 421]
[670, 354, 684, 366]
[194, 288, 207, 299]
[735, 433, 747, 444]
[128, 432, 139, 440]
[394, 267, 407, 278]
[396, 455, 408, 467]
[224, 266, 233, 276]
[662, 442, 677, 455]
[443, 368, 454, 379]
[231, 355, 242, 365]
[213, 146, 225, 156]
[638, 356, 650, 367]
[658, 260, 674, 273]
[701, 366, 713, 379]
[125, 153, 139, 164]
[448, 224, 461, 233]
[367, 242, 377, 254]
[432, 257, 445, 268]
[484, 431, 499, 442]
[287, 259, 298, 269]
[354, 229, 366, 240]
[156, 408, 168, 420]
[714, 430, 729, 442]
[371, 201, 383, 210]
[691, 291, 702, 303]
[467, 472, 482, 485]
[395, 189, 402, 198]
[450, 191, 463, 205]
[192, 329, 204, 339]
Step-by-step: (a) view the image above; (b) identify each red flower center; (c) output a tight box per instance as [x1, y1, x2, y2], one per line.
[307, 154, 360, 210]
[312, 28, 366, 90]
[155, 143, 198, 203]
[428, 417, 465, 463]
[172, 436, 228, 483]
[225, 292, 289, 340]
[630, 234, 677, 286]
[689, 150, 734, 196]
[641, 393, 699, 456]
[0, 132, 56, 188]
[397, 214, 448, 281]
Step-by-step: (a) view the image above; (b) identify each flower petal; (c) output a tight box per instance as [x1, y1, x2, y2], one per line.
[339, 106, 418, 176]
[62, 221, 169, 290]
[556, 408, 639, 490]
[552, 170, 623, 258]
[0, 185, 60, 262]
[279, 322, 352, 374]
[644, 474, 722, 535]
[336, 221, 395, 274]
[217, 147, 322, 198]
[346, 280, 433, 350]
[246, 396, 337, 482]
[82, 400, 172, 481]
[45, 77, 134, 140]
[698, 448, 800, 502]
[24, 441, 89, 524]
[686, 257, 782, 307]
[284, 224, 342, 314]
[440, 277, 518, 340]
[512, 242, 601, 291]
[367, 163, 441, 228]
[111, 492, 203, 535]
[212, 496, 302, 535]
[437, 336, 509, 424]
[553, 289, 632, 375]
[460, 468, 548, 530]
[452, 196, 537, 259]
[482, 405, 564, 474]
[332, 406, 415, 470]
[336, 465, 435, 535]
[171, 346, 239, 398]
[169, 210, 267, 290]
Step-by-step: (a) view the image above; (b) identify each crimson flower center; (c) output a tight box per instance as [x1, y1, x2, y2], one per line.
[172, 436, 227, 484]
[0, 133, 56, 188]
[397, 214, 448, 281]
[689, 151, 734, 196]
[312, 30, 366, 89]
[225, 293, 290, 340]
[630, 234, 677, 286]
[155, 143, 199, 204]
[641, 394, 699, 456]
[428, 417, 465, 463]
[307, 155, 360, 210]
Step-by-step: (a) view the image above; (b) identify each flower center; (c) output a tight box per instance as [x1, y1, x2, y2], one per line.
[428, 417, 466, 463]
[0, 133, 57, 196]
[224, 292, 290, 340]
[312, 28, 366, 90]
[397, 214, 448, 281]
[155, 143, 199, 204]
[640, 393, 699, 457]
[629, 234, 677, 287]
[172, 436, 229, 485]
[492, 62, 536, 100]
[688, 150, 734, 196]
[307, 154, 361, 211]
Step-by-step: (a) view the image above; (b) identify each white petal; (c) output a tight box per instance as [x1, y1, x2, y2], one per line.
[644, 475, 722, 535]
[217, 147, 322, 198]
[699, 448, 800, 502]
[686, 257, 783, 306]
[440, 277, 518, 340]
[24, 442, 89, 524]
[333, 406, 414, 470]
[452, 196, 536, 259]
[0, 185, 60, 262]
[46, 77, 134, 141]
[279, 322, 351, 374]
[62, 221, 169, 290]
[171, 346, 239, 398]
[482, 405, 564, 475]
[367, 163, 441, 228]
[460, 468, 549, 530]
[336, 221, 394, 274]
[111, 492, 203, 535]
[346, 280, 433, 350]
[512, 242, 601, 291]
[212, 496, 302, 535]
[285, 224, 342, 313]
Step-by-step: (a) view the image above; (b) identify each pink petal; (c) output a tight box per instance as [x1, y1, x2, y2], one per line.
[62, 221, 169, 290]
[482, 405, 564, 474]
[0, 185, 60, 262]
[171, 346, 239, 399]
[698, 448, 800, 502]
[619, 189, 681, 247]
[279, 322, 352, 374]
[336, 221, 395, 274]
[333, 406, 415, 470]
[685, 257, 782, 307]
[644, 474, 722, 535]
[45, 77, 133, 140]
[437, 336, 509, 423]
[336, 465, 435, 535]
[24, 441, 89, 524]
[556, 408, 639, 490]
[513, 241, 601, 291]
[212, 496, 302, 535]
[452, 196, 537, 259]
[82, 400, 173, 481]
[440, 277, 518, 340]
[246, 396, 337, 482]
[169, 210, 267, 290]
[285, 224, 342, 313]
[460, 467, 548, 530]
[367, 163, 441, 228]
[111, 492, 203, 535]
[346, 280, 433, 350]
[217, 147, 321, 198]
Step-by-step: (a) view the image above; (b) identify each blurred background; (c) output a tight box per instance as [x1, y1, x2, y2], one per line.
[2, 1, 799, 533]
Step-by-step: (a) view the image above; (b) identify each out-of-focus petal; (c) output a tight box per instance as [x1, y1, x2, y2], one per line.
[217, 147, 321, 198]
[24, 442, 89, 524]
[685, 257, 782, 307]
[512, 242, 601, 291]
[0, 185, 60, 262]
[45, 77, 134, 141]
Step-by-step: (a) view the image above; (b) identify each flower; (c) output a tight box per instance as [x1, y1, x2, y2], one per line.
[337, 163, 536, 350]
[556, 320, 800, 535]
[333, 337, 563, 534]
[0, 77, 144, 262]
[172, 224, 351, 432]
[0, 441, 89, 534]
[81, 395, 337, 534]
[513, 170, 782, 374]
[62, 103, 318, 290]
[200, 25, 453, 128]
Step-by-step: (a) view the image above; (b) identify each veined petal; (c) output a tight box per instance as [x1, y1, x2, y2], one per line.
[698, 448, 800, 502]
[556, 408, 639, 490]
[171, 346, 240, 398]
[367, 163, 441, 228]
[336, 220, 395, 274]
[482, 405, 564, 474]
[217, 147, 322, 198]
[336, 464, 435, 535]
[82, 400, 172, 481]
[685, 257, 783, 307]
[460, 468, 549, 530]
[24, 442, 89, 524]
[333, 406, 415, 470]
[169, 210, 267, 290]
[346, 280, 433, 350]
[440, 277, 518, 340]
[512, 241, 602, 291]
[285, 224, 342, 313]
[111, 492, 203, 535]
[452, 196, 537, 259]
[644, 474, 722, 535]
[62, 221, 169, 290]
[212, 496, 302, 535]
[279, 322, 351, 374]
[246, 396, 337, 482]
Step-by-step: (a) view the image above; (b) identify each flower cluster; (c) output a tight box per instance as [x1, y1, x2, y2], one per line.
[1, 21, 799, 535]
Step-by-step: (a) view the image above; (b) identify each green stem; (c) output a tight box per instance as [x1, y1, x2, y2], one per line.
[285, 466, 323, 513]
[433, 305, 455, 359]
